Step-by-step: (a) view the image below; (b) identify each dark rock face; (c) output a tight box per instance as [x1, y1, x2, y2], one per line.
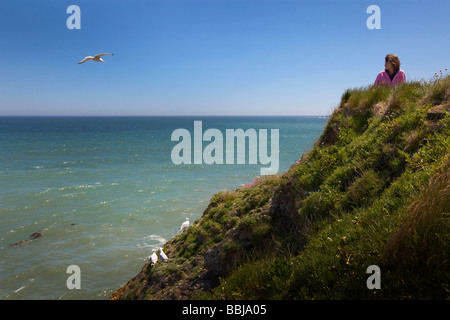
[30, 232, 42, 240]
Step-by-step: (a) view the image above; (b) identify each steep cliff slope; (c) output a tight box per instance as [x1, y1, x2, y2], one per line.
[111, 76, 449, 300]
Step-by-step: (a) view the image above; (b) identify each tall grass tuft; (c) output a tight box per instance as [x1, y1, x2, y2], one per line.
[384, 159, 449, 298]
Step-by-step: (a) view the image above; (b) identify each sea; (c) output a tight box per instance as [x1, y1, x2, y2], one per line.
[0, 116, 327, 299]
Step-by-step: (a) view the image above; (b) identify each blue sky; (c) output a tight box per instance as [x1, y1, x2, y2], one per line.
[0, 0, 449, 116]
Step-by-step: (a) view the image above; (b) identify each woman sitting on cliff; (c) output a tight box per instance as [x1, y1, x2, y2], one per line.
[374, 54, 406, 86]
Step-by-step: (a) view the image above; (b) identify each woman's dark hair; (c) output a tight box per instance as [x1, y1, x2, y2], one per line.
[385, 54, 401, 72]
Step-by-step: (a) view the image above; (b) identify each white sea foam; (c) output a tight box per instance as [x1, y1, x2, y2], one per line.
[14, 285, 26, 293]
[138, 234, 167, 249]
[148, 234, 167, 243]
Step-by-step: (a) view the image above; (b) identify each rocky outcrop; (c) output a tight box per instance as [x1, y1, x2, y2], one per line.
[9, 231, 42, 247]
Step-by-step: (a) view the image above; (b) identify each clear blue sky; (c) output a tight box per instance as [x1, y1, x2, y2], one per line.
[0, 0, 449, 116]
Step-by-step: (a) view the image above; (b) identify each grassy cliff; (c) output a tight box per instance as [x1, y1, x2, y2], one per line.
[111, 76, 449, 300]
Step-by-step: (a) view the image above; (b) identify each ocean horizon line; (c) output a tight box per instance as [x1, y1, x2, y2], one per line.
[0, 115, 329, 118]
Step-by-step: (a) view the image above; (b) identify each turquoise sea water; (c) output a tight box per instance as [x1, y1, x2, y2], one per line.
[0, 116, 326, 299]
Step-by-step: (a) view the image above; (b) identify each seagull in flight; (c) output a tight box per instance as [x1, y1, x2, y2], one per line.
[78, 53, 114, 64]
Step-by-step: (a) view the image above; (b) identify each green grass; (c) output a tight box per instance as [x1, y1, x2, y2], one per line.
[203, 77, 449, 300]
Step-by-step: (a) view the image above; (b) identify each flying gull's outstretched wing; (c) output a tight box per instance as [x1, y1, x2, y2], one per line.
[78, 56, 93, 64]
[94, 53, 114, 59]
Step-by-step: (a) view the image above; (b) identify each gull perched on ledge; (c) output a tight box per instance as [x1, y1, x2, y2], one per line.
[150, 249, 158, 266]
[78, 53, 114, 64]
[159, 247, 168, 262]
[179, 218, 190, 232]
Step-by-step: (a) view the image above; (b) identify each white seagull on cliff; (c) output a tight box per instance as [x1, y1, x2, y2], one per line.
[179, 218, 190, 232]
[159, 247, 168, 262]
[78, 53, 114, 64]
[150, 249, 158, 265]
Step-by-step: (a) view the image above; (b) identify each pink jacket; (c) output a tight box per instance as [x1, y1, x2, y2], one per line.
[374, 69, 406, 86]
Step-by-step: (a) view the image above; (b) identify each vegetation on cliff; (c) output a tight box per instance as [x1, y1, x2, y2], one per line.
[111, 75, 449, 300]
